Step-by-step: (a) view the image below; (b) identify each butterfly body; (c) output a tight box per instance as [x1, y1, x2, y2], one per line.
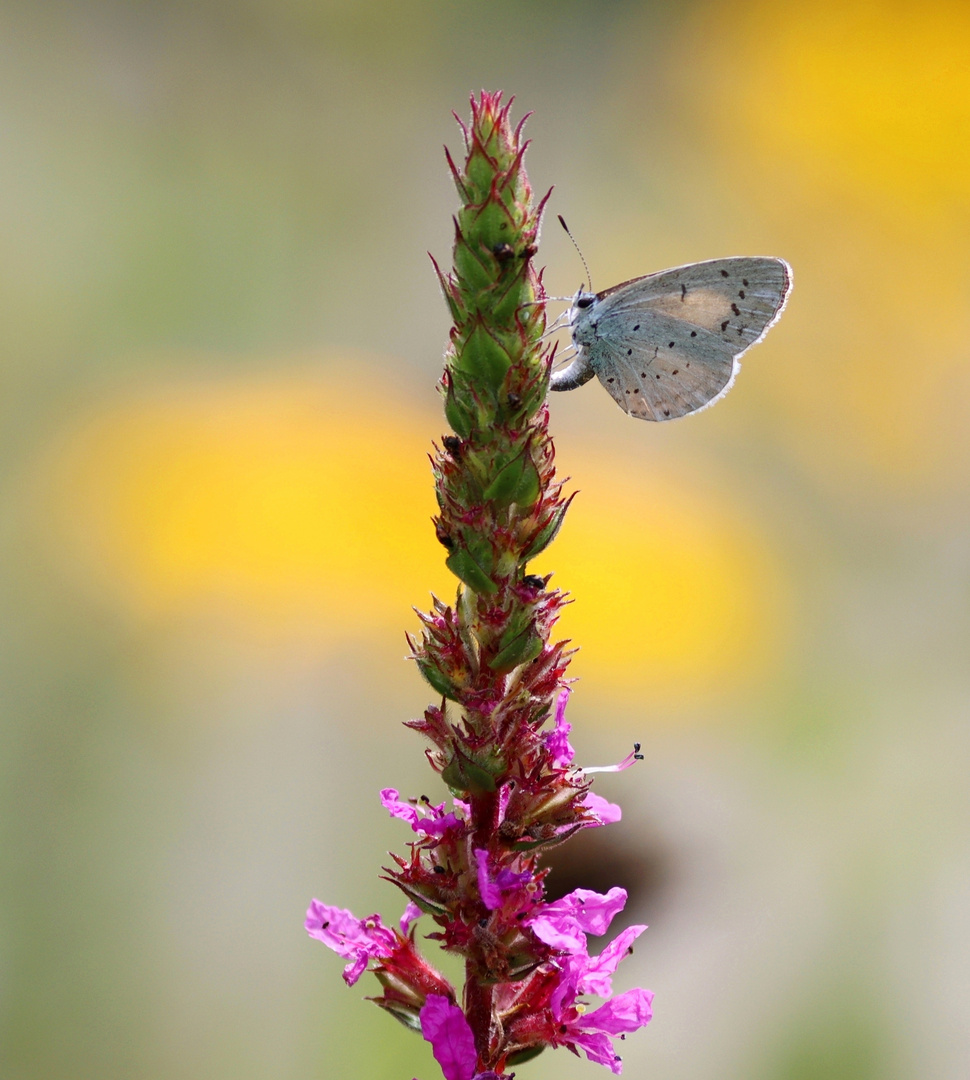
[549, 256, 792, 421]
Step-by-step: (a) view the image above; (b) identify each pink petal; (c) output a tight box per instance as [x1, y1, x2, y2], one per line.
[568, 887, 628, 935]
[381, 789, 463, 838]
[419, 995, 477, 1080]
[400, 902, 423, 935]
[570, 1030, 622, 1073]
[532, 887, 628, 950]
[581, 791, 622, 826]
[381, 788, 421, 828]
[583, 987, 654, 1035]
[545, 689, 575, 768]
[550, 956, 585, 1018]
[341, 952, 369, 987]
[420, 812, 463, 837]
[304, 902, 380, 955]
[580, 925, 647, 997]
[475, 849, 503, 911]
[530, 913, 586, 951]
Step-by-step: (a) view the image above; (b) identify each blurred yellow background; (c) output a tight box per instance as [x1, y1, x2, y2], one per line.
[2, 2, 968, 1078]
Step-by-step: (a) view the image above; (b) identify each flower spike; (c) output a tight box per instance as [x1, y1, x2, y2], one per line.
[306, 92, 653, 1078]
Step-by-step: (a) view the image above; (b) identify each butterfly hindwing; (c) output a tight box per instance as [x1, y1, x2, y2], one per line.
[589, 322, 737, 420]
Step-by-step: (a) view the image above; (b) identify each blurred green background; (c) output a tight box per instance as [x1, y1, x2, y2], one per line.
[2, 1, 969, 1078]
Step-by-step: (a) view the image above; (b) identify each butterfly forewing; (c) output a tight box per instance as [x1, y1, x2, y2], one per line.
[600, 257, 790, 342]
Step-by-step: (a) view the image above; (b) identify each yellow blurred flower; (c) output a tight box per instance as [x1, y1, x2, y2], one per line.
[617, 0, 970, 495]
[35, 360, 788, 711]
[537, 451, 789, 707]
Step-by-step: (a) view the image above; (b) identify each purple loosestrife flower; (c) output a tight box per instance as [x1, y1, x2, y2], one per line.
[545, 690, 626, 829]
[305, 901, 399, 986]
[494, 890, 652, 1073]
[554, 986, 655, 1075]
[382, 788, 466, 839]
[304, 898, 455, 1029]
[305, 92, 653, 1078]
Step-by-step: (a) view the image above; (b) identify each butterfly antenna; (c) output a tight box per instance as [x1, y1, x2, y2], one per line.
[558, 214, 592, 293]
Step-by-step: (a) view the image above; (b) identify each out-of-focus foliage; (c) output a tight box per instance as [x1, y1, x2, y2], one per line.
[2, 2, 968, 1079]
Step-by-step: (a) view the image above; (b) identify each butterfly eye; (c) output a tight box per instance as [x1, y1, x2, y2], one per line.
[575, 296, 595, 309]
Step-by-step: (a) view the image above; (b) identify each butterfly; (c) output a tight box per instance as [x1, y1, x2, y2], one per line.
[548, 256, 792, 421]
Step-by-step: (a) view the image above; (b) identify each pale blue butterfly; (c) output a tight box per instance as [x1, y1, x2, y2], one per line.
[549, 224, 792, 421]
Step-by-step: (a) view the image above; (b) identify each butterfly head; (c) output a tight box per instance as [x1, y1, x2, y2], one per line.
[568, 289, 598, 326]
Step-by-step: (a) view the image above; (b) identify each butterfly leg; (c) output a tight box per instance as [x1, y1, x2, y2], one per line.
[539, 309, 571, 339]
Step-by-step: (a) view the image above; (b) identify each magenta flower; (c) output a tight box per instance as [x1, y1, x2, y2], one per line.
[528, 886, 630, 951]
[381, 788, 465, 838]
[548, 924, 647, 1023]
[544, 691, 626, 829]
[400, 901, 424, 934]
[305, 901, 398, 986]
[557, 986, 655, 1074]
[504, 904, 651, 1073]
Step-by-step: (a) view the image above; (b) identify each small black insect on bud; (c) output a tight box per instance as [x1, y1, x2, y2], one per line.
[506, 392, 521, 410]
[435, 522, 455, 550]
[492, 242, 516, 262]
[522, 574, 545, 590]
[442, 434, 462, 458]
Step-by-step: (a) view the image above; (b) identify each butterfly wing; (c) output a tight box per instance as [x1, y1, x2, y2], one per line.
[587, 257, 791, 421]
